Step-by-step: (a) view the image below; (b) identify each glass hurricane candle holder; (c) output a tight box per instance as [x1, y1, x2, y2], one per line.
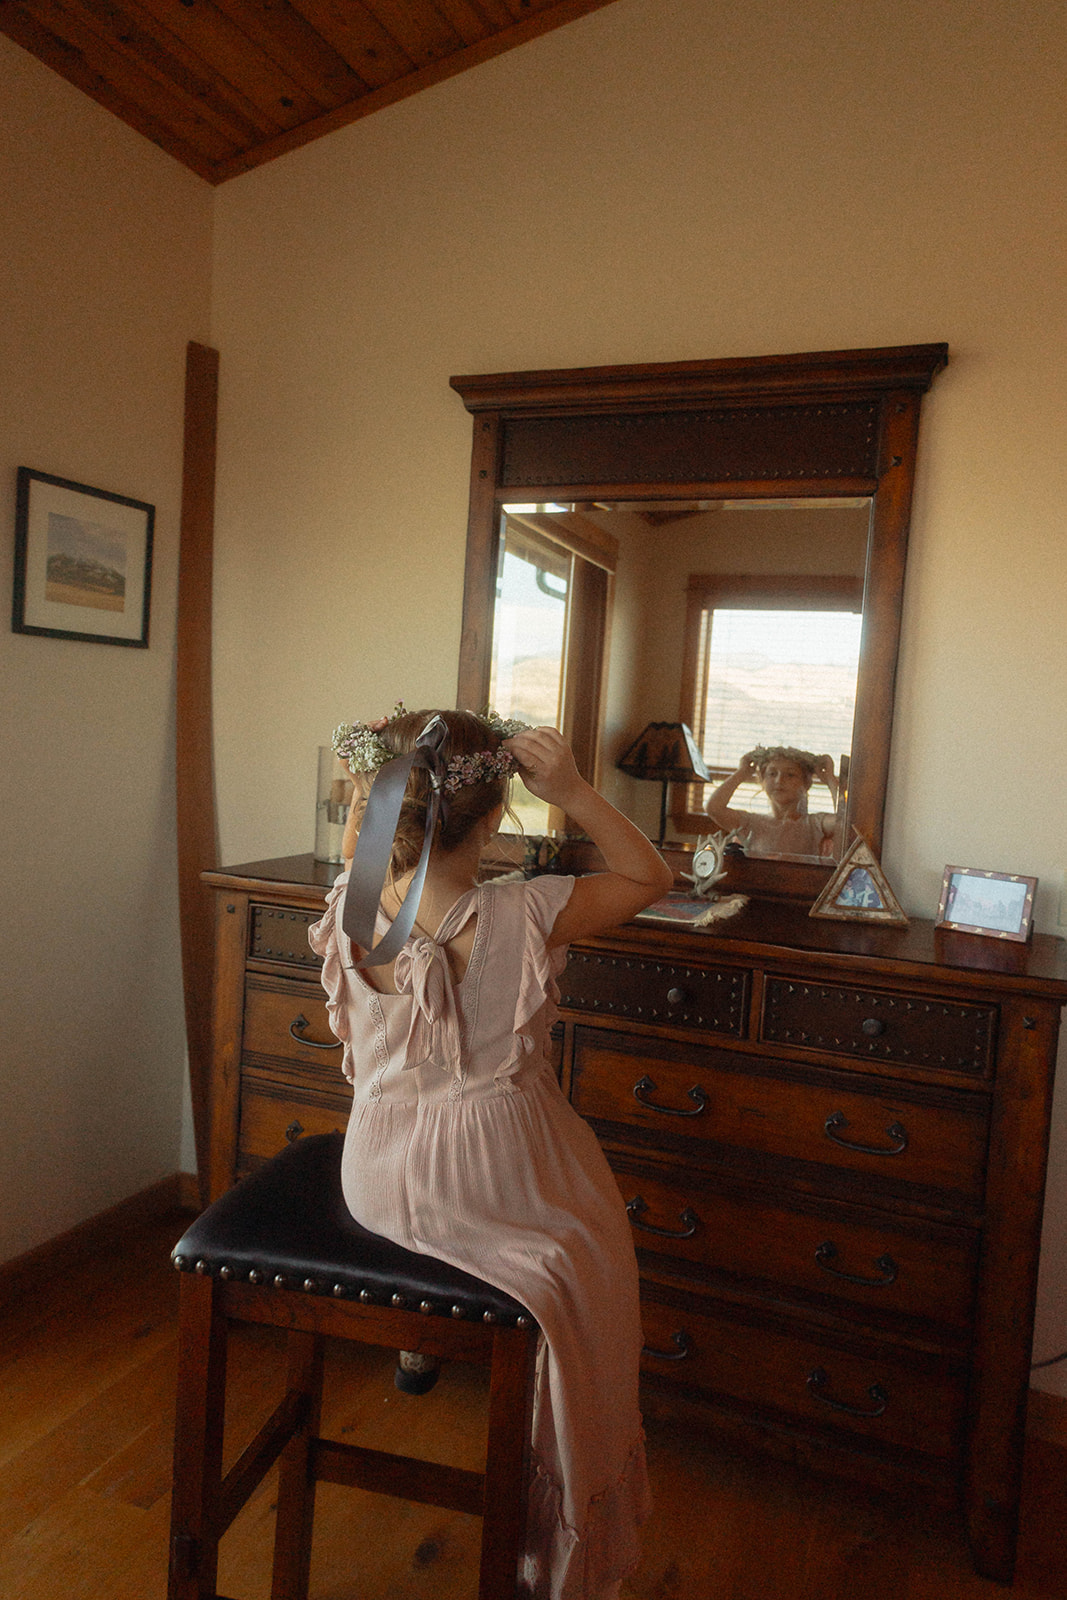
[314, 746, 353, 863]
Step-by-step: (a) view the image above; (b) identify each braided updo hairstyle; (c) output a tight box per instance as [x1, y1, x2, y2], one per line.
[352, 709, 512, 879]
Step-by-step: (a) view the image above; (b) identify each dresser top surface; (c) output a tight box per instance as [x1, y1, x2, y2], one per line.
[204, 853, 1067, 997]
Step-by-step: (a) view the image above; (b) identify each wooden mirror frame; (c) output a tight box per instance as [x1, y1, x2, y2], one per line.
[452, 343, 947, 901]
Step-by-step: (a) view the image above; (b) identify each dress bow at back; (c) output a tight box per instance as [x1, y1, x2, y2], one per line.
[389, 891, 477, 1078]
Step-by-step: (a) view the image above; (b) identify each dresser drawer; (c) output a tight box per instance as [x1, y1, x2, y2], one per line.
[560, 949, 749, 1037]
[242, 976, 344, 1068]
[238, 1085, 349, 1168]
[249, 902, 324, 969]
[572, 1030, 989, 1203]
[762, 977, 996, 1079]
[616, 1168, 977, 1329]
[639, 1297, 966, 1459]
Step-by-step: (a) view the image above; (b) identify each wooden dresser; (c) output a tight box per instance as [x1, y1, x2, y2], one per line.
[202, 854, 1067, 1583]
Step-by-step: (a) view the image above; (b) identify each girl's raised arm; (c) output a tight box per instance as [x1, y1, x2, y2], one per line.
[505, 728, 674, 948]
[705, 751, 759, 830]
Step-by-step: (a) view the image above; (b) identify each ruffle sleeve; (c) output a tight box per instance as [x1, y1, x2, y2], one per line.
[496, 874, 575, 1082]
[307, 872, 354, 1074]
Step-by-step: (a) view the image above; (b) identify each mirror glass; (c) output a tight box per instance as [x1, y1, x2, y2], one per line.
[487, 497, 871, 862]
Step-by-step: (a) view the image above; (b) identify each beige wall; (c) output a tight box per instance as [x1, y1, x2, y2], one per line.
[209, 0, 1067, 1390]
[0, 37, 212, 1259]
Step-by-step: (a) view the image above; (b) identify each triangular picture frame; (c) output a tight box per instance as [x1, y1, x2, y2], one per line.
[810, 833, 909, 925]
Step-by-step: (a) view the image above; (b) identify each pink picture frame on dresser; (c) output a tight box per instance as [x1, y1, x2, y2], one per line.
[936, 866, 1037, 942]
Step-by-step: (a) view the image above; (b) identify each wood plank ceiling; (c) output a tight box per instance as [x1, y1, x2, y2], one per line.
[0, 0, 618, 183]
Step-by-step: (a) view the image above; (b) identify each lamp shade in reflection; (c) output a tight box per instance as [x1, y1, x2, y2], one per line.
[616, 722, 710, 846]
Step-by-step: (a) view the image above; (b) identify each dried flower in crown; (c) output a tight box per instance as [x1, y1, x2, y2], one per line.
[332, 702, 407, 772]
[442, 748, 517, 794]
[479, 709, 531, 739]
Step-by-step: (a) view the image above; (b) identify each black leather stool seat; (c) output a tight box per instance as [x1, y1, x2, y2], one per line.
[171, 1132, 535, 1329]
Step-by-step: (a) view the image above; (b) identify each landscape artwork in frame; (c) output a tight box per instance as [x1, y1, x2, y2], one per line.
[935, 866, 1037, 943]
[12, 468, 154, 647]
[809, 833, 909, 926]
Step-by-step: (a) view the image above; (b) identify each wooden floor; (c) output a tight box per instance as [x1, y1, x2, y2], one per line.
[3, 1207, 1067, 1600]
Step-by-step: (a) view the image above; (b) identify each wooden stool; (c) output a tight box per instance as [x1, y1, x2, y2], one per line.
[167, 1133, 538, 1600]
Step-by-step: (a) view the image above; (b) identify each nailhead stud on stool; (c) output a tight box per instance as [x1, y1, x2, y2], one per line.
[167, 1133, 538, 1600]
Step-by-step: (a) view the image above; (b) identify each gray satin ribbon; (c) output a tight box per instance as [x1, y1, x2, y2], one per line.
[341, 715, 450, 968]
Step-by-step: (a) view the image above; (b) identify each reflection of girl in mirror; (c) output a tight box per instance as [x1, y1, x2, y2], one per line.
[706, 745, 840, 859]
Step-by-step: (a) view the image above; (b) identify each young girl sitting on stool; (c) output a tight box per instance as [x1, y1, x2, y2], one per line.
[309, 706, 672, 1600]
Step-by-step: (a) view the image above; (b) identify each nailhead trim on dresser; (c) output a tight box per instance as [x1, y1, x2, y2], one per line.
[762, 978, 996, 1076]
[559, 950, 749, 1034]
[249, 904, 323, 968]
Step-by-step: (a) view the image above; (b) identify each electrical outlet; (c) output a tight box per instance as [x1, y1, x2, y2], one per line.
[1058, 869, 1067, 930]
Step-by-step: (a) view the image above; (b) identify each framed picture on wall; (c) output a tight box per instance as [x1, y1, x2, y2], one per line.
[12, 467, 154, 647]
[935, 865, 1037, 942]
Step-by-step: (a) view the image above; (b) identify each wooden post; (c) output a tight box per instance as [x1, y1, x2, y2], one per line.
[176, 341, 221, 1204]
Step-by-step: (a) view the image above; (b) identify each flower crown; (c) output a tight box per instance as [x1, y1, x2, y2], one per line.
[751, 745, 819, 779]
[332, 704, 530, 792]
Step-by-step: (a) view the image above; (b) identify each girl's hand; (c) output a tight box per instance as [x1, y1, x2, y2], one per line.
[813, 754, 835, 782]
[339, 717, 389, 782]
[737, 750, 760, 780]
[508, 728, 673, 946]
[505, 727, 586, 810]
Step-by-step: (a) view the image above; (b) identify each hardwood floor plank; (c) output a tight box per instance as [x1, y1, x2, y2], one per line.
[0, 1210, 186, 1361]
[0, 1289, 177, 1468]
[0, 1343, 177, 1545]
[0, 1485, 169, 1600]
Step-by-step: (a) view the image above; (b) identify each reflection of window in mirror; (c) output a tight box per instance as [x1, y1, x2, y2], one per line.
[675, 573, 863, 845]
[490, 507, 616, 834]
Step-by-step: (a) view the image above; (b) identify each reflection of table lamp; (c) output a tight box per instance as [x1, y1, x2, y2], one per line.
[616, 722, 710, 846]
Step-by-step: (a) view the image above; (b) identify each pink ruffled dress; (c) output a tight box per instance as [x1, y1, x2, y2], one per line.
[308, 872, 650, 1599]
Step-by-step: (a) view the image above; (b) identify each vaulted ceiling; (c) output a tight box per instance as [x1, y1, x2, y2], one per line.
[1, 0, 618, 184]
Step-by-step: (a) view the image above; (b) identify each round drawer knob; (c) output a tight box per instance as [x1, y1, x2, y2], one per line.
[861, 1017, 886, 1037]
[666, 986, 686, 1006]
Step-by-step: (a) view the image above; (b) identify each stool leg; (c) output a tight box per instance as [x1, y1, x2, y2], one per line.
[168, 1273, 228, 1600]
[478, 1326, 537, 1600]
[271, 1330, 324, 1600]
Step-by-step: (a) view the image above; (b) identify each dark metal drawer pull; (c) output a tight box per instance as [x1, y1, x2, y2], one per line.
[861, 1017, 886, 1037]
[807, 1367, 888, 1418]
[666, 986, 687, 1005]
[627, 1195, 699, 1239]
[285, 1121, 305, 1143]
[643, 1329, 693, 1361]
[824, 1110, 907, 1155]
[289, 1014, 341, 1050]
[815, 1240, 899, 1287]
[633, 1075, 708, 1117]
